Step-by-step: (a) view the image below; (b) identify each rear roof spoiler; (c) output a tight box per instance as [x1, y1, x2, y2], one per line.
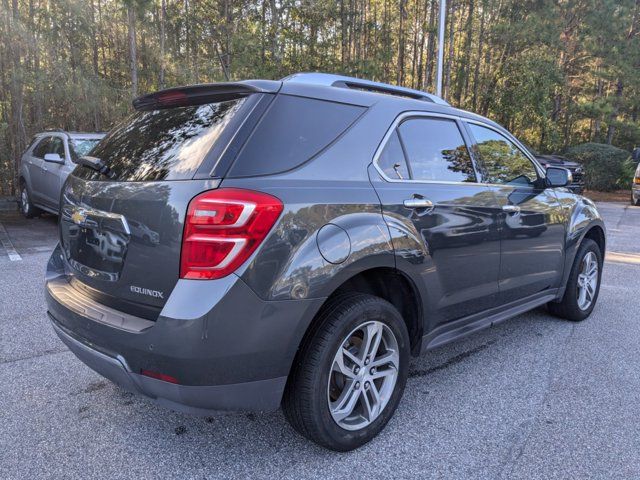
[132, 80, 281, 111]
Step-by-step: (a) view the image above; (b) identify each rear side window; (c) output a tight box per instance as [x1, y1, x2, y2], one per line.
[377, 130, 410, 180]
[227, 95, 365, 177]
[398, 118, 476, 183]
[76, 98, 247, 181]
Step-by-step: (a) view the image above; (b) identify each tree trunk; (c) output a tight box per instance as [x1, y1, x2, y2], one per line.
[443, 0, 455, 101]
[159, 0, 166, 88]
[425, 0, 436, 89]
[606, 79, 623, 145]
[127, 4, 138, 98]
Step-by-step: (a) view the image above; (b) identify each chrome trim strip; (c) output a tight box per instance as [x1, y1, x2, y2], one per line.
[372, 111, 546, 186]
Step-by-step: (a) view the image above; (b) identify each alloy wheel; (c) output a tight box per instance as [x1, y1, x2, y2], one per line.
[327, 320, 399, 431]
[21, 187, 29, 214]
[577, 251, 598, 310]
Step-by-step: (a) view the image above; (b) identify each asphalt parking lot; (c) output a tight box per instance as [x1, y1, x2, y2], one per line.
[1, 202, 640, 479]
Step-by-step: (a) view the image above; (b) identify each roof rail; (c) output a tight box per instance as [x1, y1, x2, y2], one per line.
[43, 129, 70, 138]
[281, 72, 449, 106]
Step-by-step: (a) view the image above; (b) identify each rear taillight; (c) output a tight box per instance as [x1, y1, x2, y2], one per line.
[180, 188, 283, 280]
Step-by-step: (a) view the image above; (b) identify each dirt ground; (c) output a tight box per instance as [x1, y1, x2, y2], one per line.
[583, 190, 633, 203]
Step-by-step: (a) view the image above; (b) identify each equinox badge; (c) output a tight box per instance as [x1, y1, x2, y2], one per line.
[130, 285, 164, 299]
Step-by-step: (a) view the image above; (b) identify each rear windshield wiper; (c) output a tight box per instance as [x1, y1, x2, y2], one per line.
[77, 156, 114, 179]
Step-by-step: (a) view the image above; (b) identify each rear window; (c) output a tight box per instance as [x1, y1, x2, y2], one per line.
[75, 98, 247, 181]
[227, 95, 365, 177]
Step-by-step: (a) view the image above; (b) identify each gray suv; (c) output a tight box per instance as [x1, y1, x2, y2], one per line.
[19, 131, 104, 217]
[45, 73, 605, 451]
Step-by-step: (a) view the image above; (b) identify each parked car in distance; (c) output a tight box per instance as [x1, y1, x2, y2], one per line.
[19, 130, 105, 218]
[534, 153, 585, 194]
[45, 73, 606, 451]
[632, 161, 640, 206]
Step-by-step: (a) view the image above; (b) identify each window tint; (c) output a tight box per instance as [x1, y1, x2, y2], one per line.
[397, 118, 476, 182]
[70, 139, 101, 159]
[76, 98, 247, 181]
[468, 124, 538, 186]
[32, 137, 50, 158]
[377, 130, 410, 180]
[228, 95, 365, 177]
[49, 137, 65, 157]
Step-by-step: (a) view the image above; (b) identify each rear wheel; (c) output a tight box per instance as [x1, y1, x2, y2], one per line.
[548, 238, 602, 321]
[20, 182, 41, 219]
[283, 293, 410, 451]
[632, 192, 640, 206]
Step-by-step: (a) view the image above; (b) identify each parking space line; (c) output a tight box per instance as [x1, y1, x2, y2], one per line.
[606, 251, 640, 265]
[0, 221, 22, 261]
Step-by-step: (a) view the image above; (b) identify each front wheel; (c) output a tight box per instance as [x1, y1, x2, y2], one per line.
[283, 293, 410, 451]
[20, 183, 41, 219]
[548, 238, 602, 321]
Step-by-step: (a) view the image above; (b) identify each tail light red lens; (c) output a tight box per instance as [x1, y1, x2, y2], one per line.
[180, 188, 283, 280]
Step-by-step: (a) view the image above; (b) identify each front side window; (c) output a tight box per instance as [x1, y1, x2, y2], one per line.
[397, 118, 476, 183]
[49, 137, 65, 157]
[32, 137, 50, 158]
[468, 123, 539, 186]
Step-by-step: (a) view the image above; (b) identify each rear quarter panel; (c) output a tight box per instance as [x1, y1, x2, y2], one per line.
[222, 104, 399, 301]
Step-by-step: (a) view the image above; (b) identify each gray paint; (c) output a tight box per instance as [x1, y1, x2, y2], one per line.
[45, 73, 606, 412]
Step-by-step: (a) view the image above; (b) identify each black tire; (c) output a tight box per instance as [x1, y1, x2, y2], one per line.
[282, 293, 410, 451]
[19, 182, 41, 219]
[632, 193, 640, 206]
[548, 238, 602, 321]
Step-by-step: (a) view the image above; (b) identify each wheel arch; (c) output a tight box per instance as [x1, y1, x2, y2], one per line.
[291, 267, 424, 362]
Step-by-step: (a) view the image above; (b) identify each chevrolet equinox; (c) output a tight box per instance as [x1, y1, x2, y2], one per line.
[46, 73, 606, 451]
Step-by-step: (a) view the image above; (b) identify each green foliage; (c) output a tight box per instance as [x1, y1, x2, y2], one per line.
[565, 143, 632, 192]
[0, 0, 639, 195]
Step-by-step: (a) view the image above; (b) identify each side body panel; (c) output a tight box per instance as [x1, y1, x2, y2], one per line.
[552, 190, 606, 299]
[25, 138, 47, 203]
[370, 169, 502, 331]
[489, 185, 565, 303]
[41, 135, 75, 210]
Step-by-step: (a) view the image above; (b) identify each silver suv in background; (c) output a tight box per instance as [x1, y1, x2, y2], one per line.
[632, 161, 640, 206]
[19, 131, 105, 218]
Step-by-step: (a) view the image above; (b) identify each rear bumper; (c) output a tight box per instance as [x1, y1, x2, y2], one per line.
[46, 244, 324, 413]
[50, 318, 287, 413]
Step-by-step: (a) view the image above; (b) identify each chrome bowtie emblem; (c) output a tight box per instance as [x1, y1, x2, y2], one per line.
[70, 210, 87, 225]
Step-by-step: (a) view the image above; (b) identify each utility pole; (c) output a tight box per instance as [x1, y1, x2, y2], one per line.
[436, 0, 446, 98]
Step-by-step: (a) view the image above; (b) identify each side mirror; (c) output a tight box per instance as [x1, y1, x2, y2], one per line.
[43, 153, 64, 164]
[546, 166, 572, 188]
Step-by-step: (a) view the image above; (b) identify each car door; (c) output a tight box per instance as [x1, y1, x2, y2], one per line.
[465, 121, 565, 304]
[370, 113, 502, 330]
[27, 136, 50, 204]
[40, 135, 68, 209]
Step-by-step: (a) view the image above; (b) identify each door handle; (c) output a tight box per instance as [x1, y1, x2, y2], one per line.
[403, 198, 434, 209]
[502, 205, 520, 213]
